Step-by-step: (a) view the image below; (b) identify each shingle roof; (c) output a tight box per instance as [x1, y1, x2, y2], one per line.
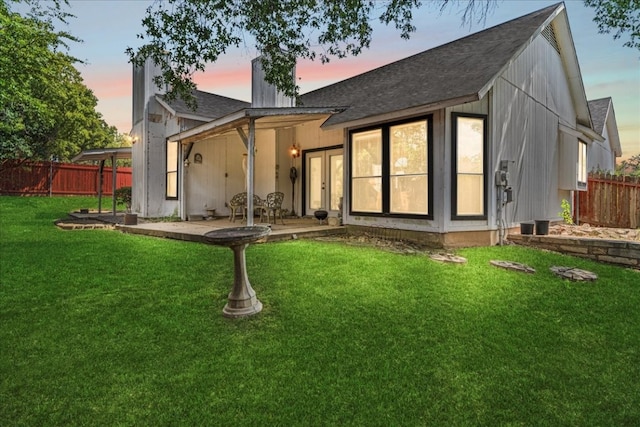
[299, 3, 562, 127]
[161, 90, 250, 120]
[588, 97, 611, 135]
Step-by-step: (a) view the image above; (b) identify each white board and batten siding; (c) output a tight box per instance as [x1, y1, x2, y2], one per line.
[293, 118, 344, 150]
[588, 120, 616, 172]
[131, 98, 182, 218]
[492, 33, 576, 225]
[131, 58, 186, 218]
[183, 130, 277, 218]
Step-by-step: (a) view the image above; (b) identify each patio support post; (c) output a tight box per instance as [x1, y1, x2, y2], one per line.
[246, 118, 256, 226]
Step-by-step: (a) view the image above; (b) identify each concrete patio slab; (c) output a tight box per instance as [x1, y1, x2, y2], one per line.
[116, 217, 346, 244]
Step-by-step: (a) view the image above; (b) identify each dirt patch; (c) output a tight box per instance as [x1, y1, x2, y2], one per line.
[314, 233, 432, 254]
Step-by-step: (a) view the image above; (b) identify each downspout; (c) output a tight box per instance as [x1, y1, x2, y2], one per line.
[181, 141, 193, 221]
[497, 186, 504, 246]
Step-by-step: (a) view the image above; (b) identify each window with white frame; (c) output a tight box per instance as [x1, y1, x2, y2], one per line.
[350, 117, 432, 217]
[578, 140, 587, 188]
[166, 140, 178, 199]
[452, 113, 486, 219]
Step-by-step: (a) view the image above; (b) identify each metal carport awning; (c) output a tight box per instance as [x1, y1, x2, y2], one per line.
[168, 107, 346, 226]
[71, 147, 132, 215]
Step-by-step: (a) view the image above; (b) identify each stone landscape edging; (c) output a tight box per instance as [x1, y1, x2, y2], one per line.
[508, 234, 640, 270]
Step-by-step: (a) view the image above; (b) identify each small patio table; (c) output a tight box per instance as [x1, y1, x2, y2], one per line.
[204, 226, 271, 318]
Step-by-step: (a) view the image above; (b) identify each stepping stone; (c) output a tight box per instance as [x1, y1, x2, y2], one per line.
[490, 260, 536, 274]
[429, 253, 467, 264]
[550, 266, 598, 282]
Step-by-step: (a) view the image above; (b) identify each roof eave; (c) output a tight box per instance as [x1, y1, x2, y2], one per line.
[605, 104, 623, 156]
[576, 124, 605, 143]
[155, 95, 177, 116]
[553, 7, 592, 128]
[155, 95, 216, 122]
[71, 147, 132, 162]
[320, 95, 479, 130]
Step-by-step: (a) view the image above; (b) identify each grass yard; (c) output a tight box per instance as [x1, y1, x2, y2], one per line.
[1, 196, 639, 426]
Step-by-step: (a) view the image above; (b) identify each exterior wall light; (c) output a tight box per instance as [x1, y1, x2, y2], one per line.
[289, 143, 301, 158]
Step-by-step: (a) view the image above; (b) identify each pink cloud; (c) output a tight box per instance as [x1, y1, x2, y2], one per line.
[80, 68, 132, 100]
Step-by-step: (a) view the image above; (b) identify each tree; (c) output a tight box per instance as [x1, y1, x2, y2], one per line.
[127, 0, 496, 108]
[0, 0, 119, 169]
[584, 0, 640, 50]
[616, 154, 640, 176]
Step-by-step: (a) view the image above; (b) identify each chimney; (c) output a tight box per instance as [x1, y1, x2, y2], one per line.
[251, 56, 295, 108]
[132, 57, 166, 125]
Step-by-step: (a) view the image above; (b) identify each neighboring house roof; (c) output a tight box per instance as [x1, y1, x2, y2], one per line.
[299, 2, 588, 129]
[588, 97, 622, 156]
[588, 98, 611, 135]
[157, 90, 250, 121]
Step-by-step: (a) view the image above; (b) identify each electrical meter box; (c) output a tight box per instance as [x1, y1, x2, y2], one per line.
[495, 170, 510, 186]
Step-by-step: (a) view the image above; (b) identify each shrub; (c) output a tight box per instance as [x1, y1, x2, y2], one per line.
[114, 186, 132, 212]
[559, 198, 573, 225]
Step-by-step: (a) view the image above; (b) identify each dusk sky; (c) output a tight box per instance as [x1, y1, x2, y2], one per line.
[52, 0, 639, 159]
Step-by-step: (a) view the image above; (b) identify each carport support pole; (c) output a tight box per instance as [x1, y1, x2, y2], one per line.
[98, 160, 105, 213]
[246, 118, 256, 227]
[111, 154, 117, 217]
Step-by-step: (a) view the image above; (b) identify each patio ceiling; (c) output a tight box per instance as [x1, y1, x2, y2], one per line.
[168, 107, 346, 145]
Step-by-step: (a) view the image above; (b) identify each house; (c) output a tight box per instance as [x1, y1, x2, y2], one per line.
[130, 2, 617, 247]
[586, 97, 622, 173]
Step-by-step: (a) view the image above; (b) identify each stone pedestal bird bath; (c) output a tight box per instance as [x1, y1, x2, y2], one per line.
[204, 226, 271, 318]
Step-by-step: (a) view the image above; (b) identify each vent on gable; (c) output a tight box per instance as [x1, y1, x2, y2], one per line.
[542, 24, 560, 54]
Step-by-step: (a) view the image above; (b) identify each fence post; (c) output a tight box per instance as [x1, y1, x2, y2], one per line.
[49, 160, 53, 197]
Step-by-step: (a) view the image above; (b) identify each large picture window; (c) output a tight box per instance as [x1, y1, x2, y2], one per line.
[350, 117, 432, 218]
[166, 140, 178, 199]
[351, 129, 382, 213]
[390, 121, 428, 214]
[452, 113, 486, 219]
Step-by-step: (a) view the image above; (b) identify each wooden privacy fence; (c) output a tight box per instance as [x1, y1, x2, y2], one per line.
[0, 160, 132, 196]
[575, 173, 640, 229]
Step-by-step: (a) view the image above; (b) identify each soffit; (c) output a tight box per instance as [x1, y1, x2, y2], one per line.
[169, 108, 345, 145]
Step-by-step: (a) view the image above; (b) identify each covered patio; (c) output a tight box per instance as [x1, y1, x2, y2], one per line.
[170, 106, 344, 224]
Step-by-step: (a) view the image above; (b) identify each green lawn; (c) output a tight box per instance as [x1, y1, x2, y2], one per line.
[1, 196, 639, 426]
